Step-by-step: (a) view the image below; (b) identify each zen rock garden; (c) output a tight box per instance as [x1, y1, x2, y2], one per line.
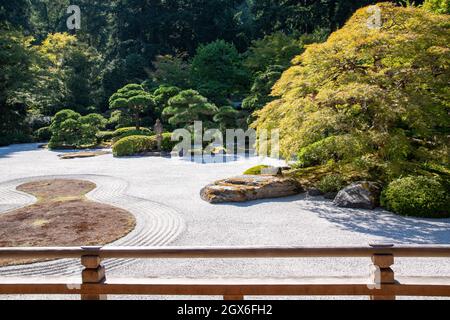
[200, 167, 383, 211]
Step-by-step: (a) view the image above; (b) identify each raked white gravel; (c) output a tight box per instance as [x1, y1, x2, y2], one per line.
[0, 143, 449, 300]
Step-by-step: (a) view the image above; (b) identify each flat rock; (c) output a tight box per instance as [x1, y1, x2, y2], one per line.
[58, 151, 110, 159]
[200, 175, 303, 203]
[333, 181, 382, 210]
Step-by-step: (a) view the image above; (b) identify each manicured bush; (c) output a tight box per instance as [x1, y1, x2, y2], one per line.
[48, 110, 106, 149]
[34, 126, 52, 141]
[244, 165, 270, 175]
[316, 174, 345, 193]
[381, 176, 450, 218]
[113, 135, 157, 157]
[112, 127, 153, 142]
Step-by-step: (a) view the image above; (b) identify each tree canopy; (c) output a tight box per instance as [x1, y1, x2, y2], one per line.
[163, 90, 219, 129]
[109, 84, 154, 130]
[253, 3, 449, 182]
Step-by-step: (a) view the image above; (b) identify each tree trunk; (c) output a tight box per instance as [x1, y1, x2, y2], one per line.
[134, 112, 140, 130]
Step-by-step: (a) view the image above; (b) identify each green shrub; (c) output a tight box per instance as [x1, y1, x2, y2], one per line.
[244, 165, 270, 175]
[0, 132, 32, 146]
[381, 176, 450, 218]
[96, 131, 115, 142]
[113, 135, 157, 157]
[112, 127, 153, 142]
[49, 110, 106, 149]
[316, 174, 345, 193]
[160, 132, 177, 152]
[34, 126, 52, 141]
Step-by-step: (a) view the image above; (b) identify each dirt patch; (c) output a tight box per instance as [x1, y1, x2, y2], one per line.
[0, 179, 136, 266]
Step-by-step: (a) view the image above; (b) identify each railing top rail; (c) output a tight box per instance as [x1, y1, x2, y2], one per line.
[0, 245, 450, 259]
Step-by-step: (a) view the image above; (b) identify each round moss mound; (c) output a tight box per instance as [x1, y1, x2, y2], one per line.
[244, 165, 270, 175]
[381, 176, 450, 218]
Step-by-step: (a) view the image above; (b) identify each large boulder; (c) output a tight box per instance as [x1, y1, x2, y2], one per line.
[200, 175, 303, 204]
[333, 181, 382, 209]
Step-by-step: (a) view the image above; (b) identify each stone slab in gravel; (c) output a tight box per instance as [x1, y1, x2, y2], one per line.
[200, 175, 303, 203]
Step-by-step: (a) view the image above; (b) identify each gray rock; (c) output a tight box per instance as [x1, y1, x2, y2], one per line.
[200, 175, 303, 204]
[333, 181, 382, 210]
[307, 188, 323, 197]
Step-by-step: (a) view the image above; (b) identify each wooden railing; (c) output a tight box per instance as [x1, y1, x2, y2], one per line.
[0, 244, 449, 300]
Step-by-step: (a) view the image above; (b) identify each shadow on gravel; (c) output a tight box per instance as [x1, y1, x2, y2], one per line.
[299, 198, 450, 244]
[0, 143, 41, 159]
[218, 194, 450, 244]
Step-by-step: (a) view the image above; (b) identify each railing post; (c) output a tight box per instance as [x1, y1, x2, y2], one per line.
[369, 243, 395, 300]
[80, 246, 107, 300]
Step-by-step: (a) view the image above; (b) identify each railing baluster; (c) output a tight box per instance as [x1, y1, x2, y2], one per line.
[370, 243, 395, 300]
[80, 247, 107, 300]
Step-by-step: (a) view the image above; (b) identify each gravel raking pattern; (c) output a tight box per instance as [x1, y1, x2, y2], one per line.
[0, 174, 185, 277]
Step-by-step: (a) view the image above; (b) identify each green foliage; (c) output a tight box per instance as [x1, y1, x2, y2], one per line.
[96, 131, 115, 142]
[34, 33, 102, 115]
[152, 85, 182, 117]
[112, 135, 157, 157]
[34, 126, 52, 141]
[244, 32, 304, 74]
[112, 127, 153, 142]
[243, 165, 270, 175]
[109, 84, 154, 130]
[107, 110, 133, 130]
[254, 4, 450, 182]
[381, 176, 450, 218]
[160, 133, 178, 152]
[0, 132, 33, 147]
[242, 65, 285, 112]
[213, 106, 248, 131]
[191, 40, 250, 104]
[163, 90, 219, 129]
[150, 55, 191, 88]
[297, 135, 370, 168]
[0, 30, 39, 143]
[48, 109, 106, 149]
[423, 0, 450, 14]
[316, 174, 345, 193]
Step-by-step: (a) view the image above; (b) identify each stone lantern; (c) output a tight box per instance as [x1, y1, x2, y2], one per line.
[153, 119, 163, 152]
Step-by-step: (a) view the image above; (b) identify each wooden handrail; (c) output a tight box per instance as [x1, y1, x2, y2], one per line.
[0, 245, 450, 259]
[1, 244, 449, 300]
